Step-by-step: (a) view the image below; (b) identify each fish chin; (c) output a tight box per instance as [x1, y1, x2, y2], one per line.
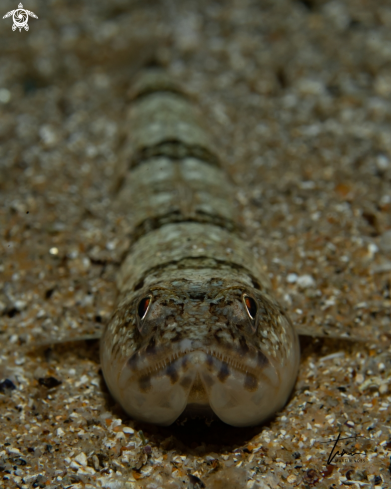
[106, 341, 299, 427]
[205, 348, 299, 427]
[118, 363, 194, 426]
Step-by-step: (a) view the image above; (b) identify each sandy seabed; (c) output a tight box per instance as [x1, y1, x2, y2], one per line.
[1, 0, 391, 488]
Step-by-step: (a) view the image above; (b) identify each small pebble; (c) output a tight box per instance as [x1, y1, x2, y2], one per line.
[0, 88, 11, 103]
[38, 376, 62, 389]
[0, 379, 16, 394]
[296, 275, 315, 289]
[355, 374, 364, 384]
[74, 452, 87, 466]
[379, 230, 391, 253]
[286, 273, 298, 283]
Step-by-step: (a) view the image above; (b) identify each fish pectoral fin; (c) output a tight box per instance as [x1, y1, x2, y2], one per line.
[22, 333, 102, 353]
[294, 324, 387, 344]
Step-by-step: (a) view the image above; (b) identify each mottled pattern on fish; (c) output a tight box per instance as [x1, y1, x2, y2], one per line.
[100, 69, 300, 427]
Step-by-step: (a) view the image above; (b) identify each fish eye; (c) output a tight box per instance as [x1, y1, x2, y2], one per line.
[137, 295, 152, 321]
[242, 294, 258, 331]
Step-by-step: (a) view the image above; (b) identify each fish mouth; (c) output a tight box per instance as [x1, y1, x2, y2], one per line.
[114, 340, 284, 427]
[126, 340, 271, 381]
[107, 335, 299, 427]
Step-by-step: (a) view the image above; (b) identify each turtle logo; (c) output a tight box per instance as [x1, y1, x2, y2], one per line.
[3, 2, 38, 32]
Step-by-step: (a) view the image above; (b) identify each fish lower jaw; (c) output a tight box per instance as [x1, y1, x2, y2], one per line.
[114, 348, 290, 427]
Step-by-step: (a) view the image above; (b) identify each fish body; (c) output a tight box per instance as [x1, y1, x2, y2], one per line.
[100, 70, 300, 427]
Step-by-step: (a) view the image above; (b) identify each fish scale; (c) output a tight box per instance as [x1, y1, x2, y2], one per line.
[101, 68, 300, 427]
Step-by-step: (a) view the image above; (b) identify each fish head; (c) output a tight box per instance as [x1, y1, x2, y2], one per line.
[101, 278, 300, 427]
